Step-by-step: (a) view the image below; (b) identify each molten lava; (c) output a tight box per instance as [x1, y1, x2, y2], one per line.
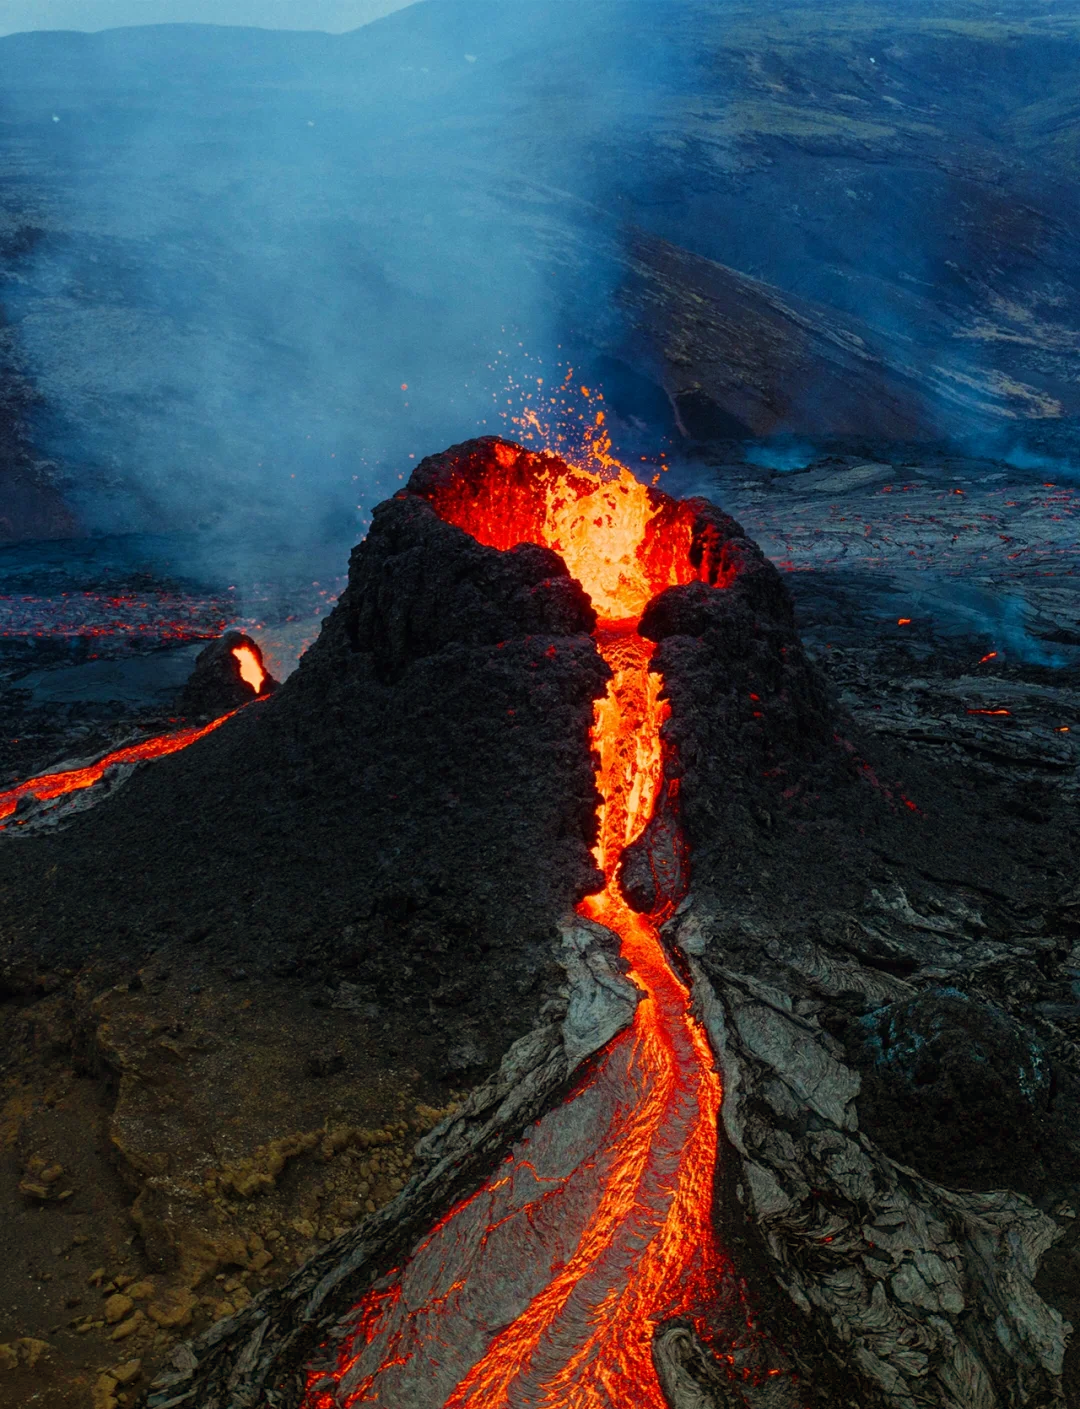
[415, 442, 739, 625]
[0, 712, 239, 826]
[301, 446, 775, 1408]
[232, 643, 266, 693]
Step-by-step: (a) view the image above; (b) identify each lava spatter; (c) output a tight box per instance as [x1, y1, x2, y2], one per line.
[301, 443, 785, 1408]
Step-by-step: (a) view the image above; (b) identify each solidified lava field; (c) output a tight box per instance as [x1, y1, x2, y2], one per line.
[0, 437, 1078, 1409]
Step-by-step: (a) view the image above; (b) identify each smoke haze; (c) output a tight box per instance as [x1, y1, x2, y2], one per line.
[1, 0, 1078, 572]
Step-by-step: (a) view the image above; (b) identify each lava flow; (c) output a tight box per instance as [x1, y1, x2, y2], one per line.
[0, 711, 240, 825]
[301, 448, 771, 1408]
[0, 645, 263, 826]
[232, 642, 267, 692]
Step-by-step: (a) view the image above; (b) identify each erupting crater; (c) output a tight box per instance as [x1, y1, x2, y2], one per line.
[301, 440, 795, 1409]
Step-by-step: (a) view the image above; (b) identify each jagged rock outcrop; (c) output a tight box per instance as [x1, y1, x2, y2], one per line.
[178, 630, 278, 717]
[669, 913, 1072, 1409]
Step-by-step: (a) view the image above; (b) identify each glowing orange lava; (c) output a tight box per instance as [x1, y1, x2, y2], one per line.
[233, 643, 266, 693]
[0, 711, 240, 826]
[0, 637, 272, 825]
[303, 444, 744, 1408]
[416, 441, 738, 627]
[441, 627, 722, 1409]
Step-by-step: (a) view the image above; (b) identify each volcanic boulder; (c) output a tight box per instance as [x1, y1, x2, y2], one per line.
[179, 630, 278, 717]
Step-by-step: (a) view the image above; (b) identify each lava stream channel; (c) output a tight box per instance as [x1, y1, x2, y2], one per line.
[0, 642, 268, 827]
[302, 451, 772, 1408]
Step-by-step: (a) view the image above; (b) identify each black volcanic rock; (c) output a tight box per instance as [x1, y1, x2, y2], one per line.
[329, 492, 596, 682]
[636, 518, 845, 917]
[179, 629, 279, 717]
[848, 989, 1080, 1197]
[0, 489, 608, 1081]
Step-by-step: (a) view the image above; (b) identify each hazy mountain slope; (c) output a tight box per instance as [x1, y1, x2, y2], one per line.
[0, 0, 416, 34]
[0, 0, 1078, 542]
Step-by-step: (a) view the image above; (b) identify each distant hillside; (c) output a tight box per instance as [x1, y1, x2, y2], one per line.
[1, 0, 1079, 540]
[0, 0, 416, 37]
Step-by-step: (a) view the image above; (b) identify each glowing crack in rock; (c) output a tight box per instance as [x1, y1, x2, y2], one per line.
[302, 445, 790, 1408]
[232, 643, 266, 692]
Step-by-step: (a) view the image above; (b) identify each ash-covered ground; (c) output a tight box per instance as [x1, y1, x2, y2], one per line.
[0, 442, 1077, 1407]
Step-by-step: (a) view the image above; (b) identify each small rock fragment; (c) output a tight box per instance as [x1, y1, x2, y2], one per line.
[16, 1339, 50, 1369]
[92, 1375, 119, 1409]
[110, 1358, 142, 1386]
[111, 1312, 144, 1342]
[104, 1294, 134, 1325]
[146, 1288, 196, 1329]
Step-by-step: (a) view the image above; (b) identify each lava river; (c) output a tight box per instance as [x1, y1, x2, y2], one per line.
[302, 453, 780, 1408]
[0, 645, 265, 826]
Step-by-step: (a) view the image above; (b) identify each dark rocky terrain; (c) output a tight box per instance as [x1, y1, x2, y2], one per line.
[0, 437, 1074, 1407]
[1, 477, 610, 1072]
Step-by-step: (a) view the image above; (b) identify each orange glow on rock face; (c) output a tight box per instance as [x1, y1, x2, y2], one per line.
[232, 643, 266, 693]
[301, 444, 759, 1407]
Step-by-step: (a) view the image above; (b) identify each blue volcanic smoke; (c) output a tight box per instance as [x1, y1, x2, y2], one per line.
[1001, 445, 1080, 484]
[743, 440, 817, 473]
[0, 2, 698, 562]
[1, 0, 1078, 599]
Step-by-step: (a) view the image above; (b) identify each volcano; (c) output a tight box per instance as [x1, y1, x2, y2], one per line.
[289, 440, 803, 1408]
[0, 436, 1038, 1409]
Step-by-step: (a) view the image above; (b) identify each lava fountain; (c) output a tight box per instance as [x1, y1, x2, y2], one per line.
[301, 443, 788, 1408]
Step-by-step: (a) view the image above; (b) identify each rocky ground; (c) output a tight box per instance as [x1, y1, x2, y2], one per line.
[0, 440, 1075, 1405]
